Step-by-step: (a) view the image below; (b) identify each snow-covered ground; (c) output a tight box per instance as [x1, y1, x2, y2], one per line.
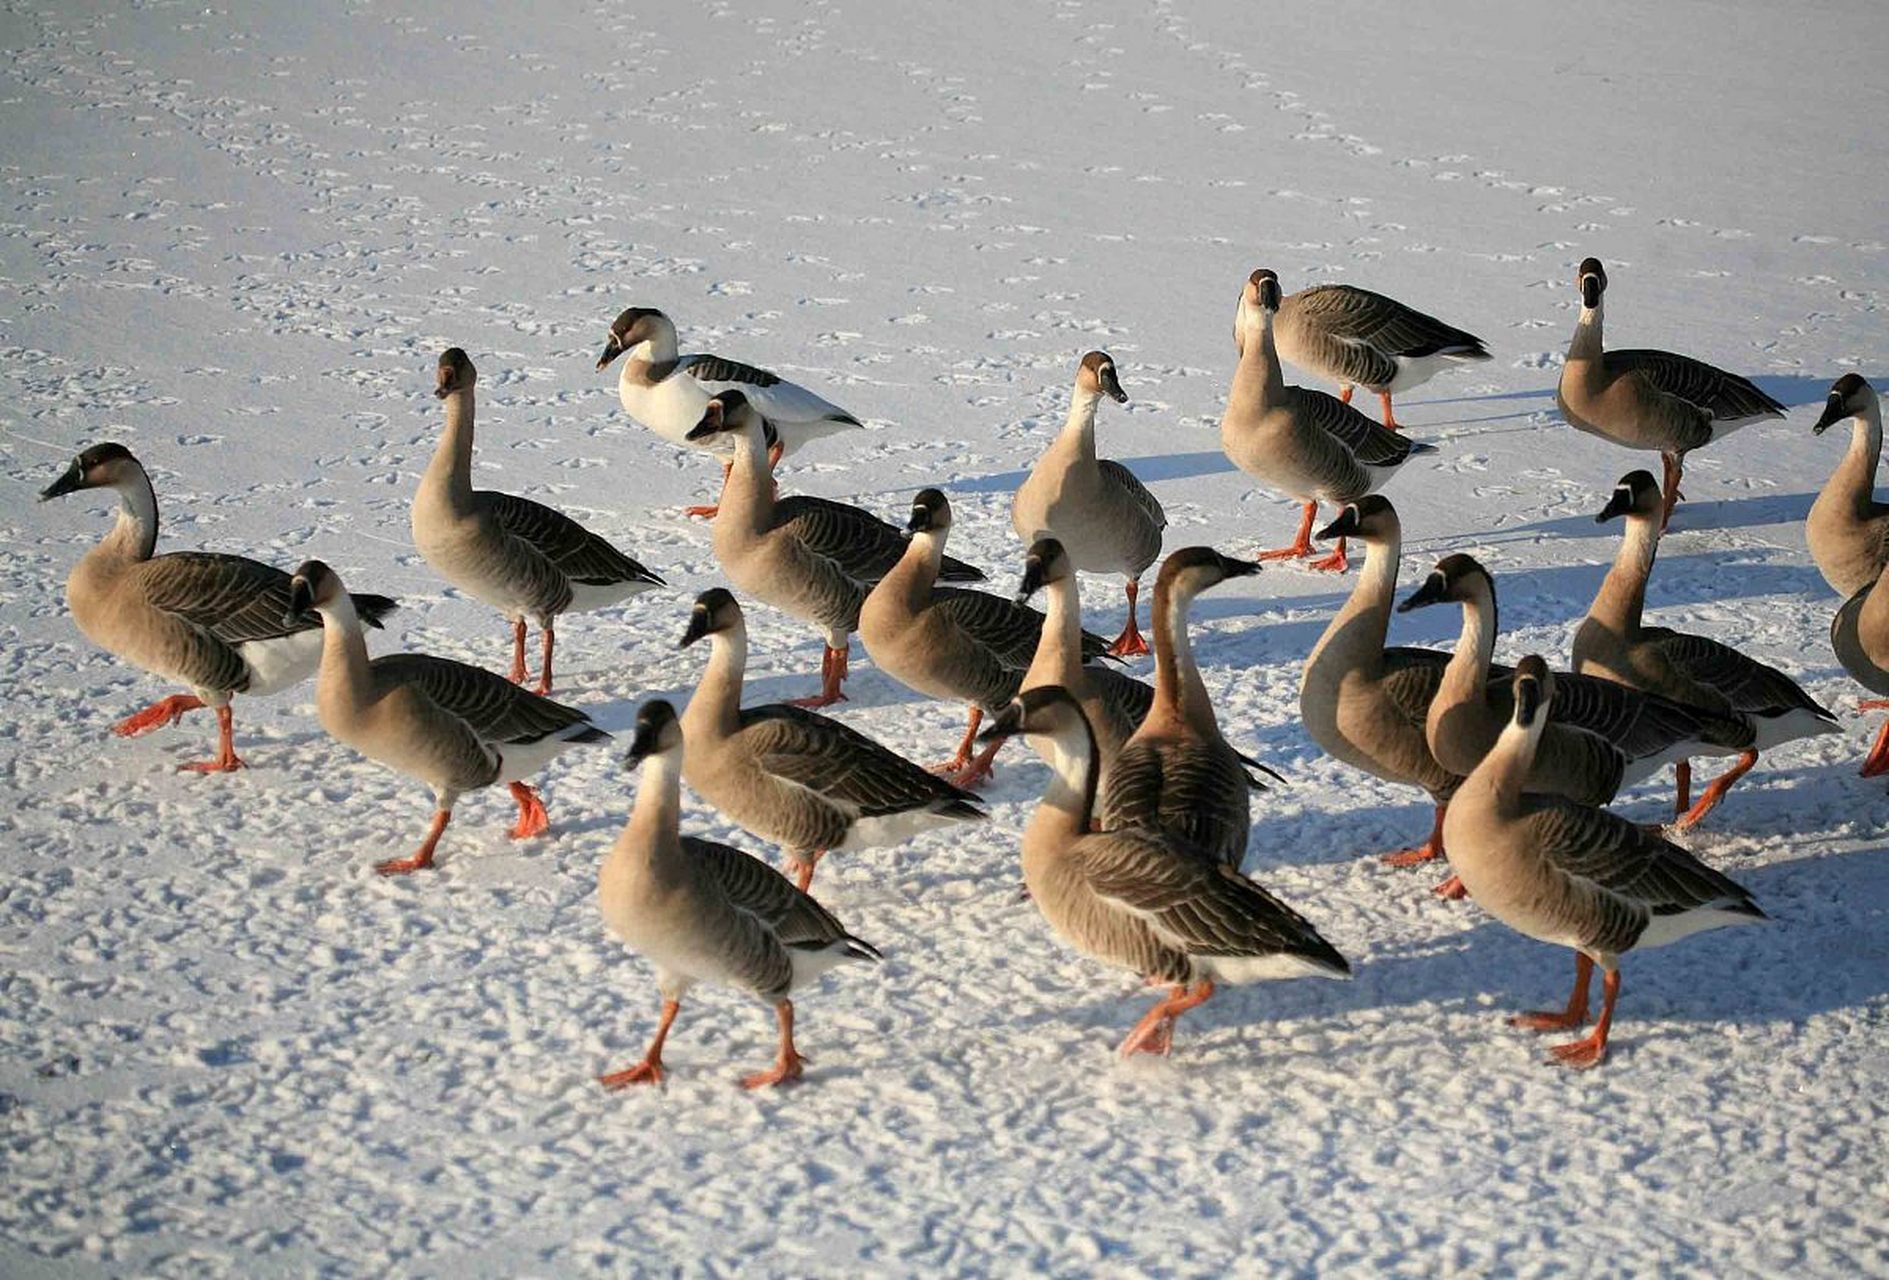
[3, 0, 1886, 1274]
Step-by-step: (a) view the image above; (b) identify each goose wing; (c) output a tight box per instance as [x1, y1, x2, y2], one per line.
[368, 653, 603, 745]
[1523, 798, 1761, 920]
[774, 495, 980, 584]
[1640, 626, 1829, 718]
[680, 354, 862, 426]
[1072, 830, 1348, 972]
[1605, 350, 1784, 423]
[1101, 740, 1250, 868]
[138, 553, 320, 645]
[1379, 648, 1451, 723]
[1295, 389, 1417, 467]
[1097, 459, 1168, 530]
[932, 588, 1108, 668]
[682, 835, 881, 958]
[485, 493, 662, 588]
[739, 705, 982, 818]
[1295, 285, 1489, 360]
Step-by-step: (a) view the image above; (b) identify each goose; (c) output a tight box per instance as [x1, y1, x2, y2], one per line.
[1556, 257, 1785, 530]
[1017, 537, 1279, 797]
[1236, 277, 1491, 430]
[677, 588, 987, 890]
[1011, 351, 1167, 656]
[598, 699, 881, 1089]
[414, 349, 663, 694]
[1298, 497, 1460, 877]
[288, 559, 607, 875]
[1223, 268, 1435, 573]
[1807, 374, 1889, 598]
[595, 306, 863, 517]
[689, 391, 983, 707]
[1828, 568, 1889, 777]
[1442, 656, 1766, 1068]
[1097, 547, 1264, 869]
[859, 488, 1112, 786]
[978, 687, 1348, 1057]
[40, 443, 397, 772]
[1398, 553, 1750, 804]
[1576, 470, 1838, 827]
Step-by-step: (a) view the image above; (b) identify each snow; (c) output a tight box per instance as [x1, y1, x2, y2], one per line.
[3, 0, 1886, 1275]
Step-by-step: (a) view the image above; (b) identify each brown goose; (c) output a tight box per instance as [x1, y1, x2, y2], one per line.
[413, 349, 662, 694]
[1443, 657, 1765, 1069]
[980, 687, 1348, 1058]
[1237, 277, 1491, 430]
[1807, 374, 1889, 598]
[1011, 351, 1167, 655]
[1555, 258, 1785, 530]
[599, 700, 881, 1090]
[677, 588, 986, 890]
[41, 443, 396, 772]
[1828, 563, 1889, 777]
[1575, 471, 1838, 827]
[290, 560, 607, 875]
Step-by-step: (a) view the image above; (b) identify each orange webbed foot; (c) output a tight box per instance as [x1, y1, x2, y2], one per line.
[1432, 874, 1468, 900]
[178, 753, 248, 774]
[507, 782, 550, 840]
[374, 852, 435, 876]
[599, 1058, 665, 1090]
[741, 1050, 806, 1090]
[1548, 1036, 1608, 1070]
[1509, 1007, 1589, 1033]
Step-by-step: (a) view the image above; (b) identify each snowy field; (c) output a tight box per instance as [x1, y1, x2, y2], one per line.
[4, 0, 1887, 1274]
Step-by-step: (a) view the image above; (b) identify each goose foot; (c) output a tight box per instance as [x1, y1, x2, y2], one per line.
[178, 752, 247, 774]
[1117, 980, 1213, 1058]
[599, 1058, 665, 1089]
[1546, 968, 1618, 1069]
[1257, 501, 1319, 562]
[1377, 391, 1400, 432]
[177, 705, 246, 773]
[683, 503, 720, 519]
[791, 851, 823, 893]
[1510, 956, 1592, 1031]
[741, 1001, 805, 1089]
[1306, 538, 1350, 573]
[1432, 874, 1468, 900]
[1106, 581, 1150, 656]
[1860, 714, 1889, 777]
[376, 810, 449, 875]
[507, 782, 550, 839]
[114, 693, 205, 737]
[1671, 749, 1757, 829]
[786, 645, 849, 708]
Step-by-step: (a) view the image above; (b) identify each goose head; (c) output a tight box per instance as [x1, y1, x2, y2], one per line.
[625, 698, 684, 768]
[1397, 552, 1492, 613]
[40, 442, 143, 502]
[1155, 545, 1261, 610]
[1812, 372, 1877, 435]
[435, 347, 476, 399]
[905, 488, 955, 538]
[1315, 495, 1401, 548]
[1510, 654, 1553, 730]
[596, 307, 669, 371]
[1577, 257, 1608, 310]
[1234, 268, 1282, 352]
[679, 587, 743, 648]
[1016, 536, 1074, 603]
[1593, 470, 1661, 523]
[976, 684, 1093, 753]
[285, 559, 346, 621]
[1075, 351, 1128, 404]
[685, 390, 765, 445]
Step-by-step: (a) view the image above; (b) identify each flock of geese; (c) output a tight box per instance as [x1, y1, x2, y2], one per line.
[35, 257, 1887, 1088]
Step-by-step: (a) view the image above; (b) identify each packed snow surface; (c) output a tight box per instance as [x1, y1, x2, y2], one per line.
[2, 0, 1886, 1275]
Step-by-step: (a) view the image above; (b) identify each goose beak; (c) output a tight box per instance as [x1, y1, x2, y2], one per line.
[1811, 394, 1849, 436]
[1579, 276, 1602, 308]
[1015, 555, 1047, 603]
[595, 336, 624, 371]
[906, 507, 934, 534]
[975, 701, 1025, 745]
[1098, 365, 1128, 404]
[39, 463, 84, 501]
[1595, 487, 1635, 523]
[1515, 678, 1542, 727]
[685, 402, 725, 442]
[285, 577, 314, 624]
[1397, 574, 1448, 613]
[678, 608, 711, 649]
[1214, 552, 1263, 580]
[624, 721, 664, 769]
[1316, 506, 1361, 541]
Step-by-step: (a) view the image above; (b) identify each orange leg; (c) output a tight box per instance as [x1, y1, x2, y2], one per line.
[1658, 452, 1685, 533]
[377, 809, 450, 876]
[508, 782, 550, 839]
[1382, 803, 1446, 866]
[686, 463, 732, 519]
[933, 707, 1002, 788]
[1672, 749, 1757, 830]
[600, 998, 680, 1090]
[792, 850, 824, 893]
[178, 704, 248, 774]
[1338, 385, 1355, 405]
[1119, 980, 1215, 1057]
[742, 1000, 806, 1089]
[1432, 874, 1468, 900]
[1510, 953, 1594, 1031]
[1257, 501, 1319, 562]
[1673, 759, 1692, 816]
[1548, 967, 1620, 1069]
[1378, 390, 1400, 432]
[1859, 709, 1889, 777]
[931, 707, 985, 777]
[533, 622, 556, 696]
[114, 693, 205, 737]
[787, 644, 850, 709]
[1306, 535, 1350, 574]
[508, 619, 529, 685]
[1106, 579, 1151, 657]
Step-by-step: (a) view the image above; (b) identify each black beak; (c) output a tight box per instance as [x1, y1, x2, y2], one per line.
[1316, 505, 1361, 541]
[907, 506, 933, 534]
[624, 720, 664, 769]
[1214, 552, 1263, 580]
[1258, 280, 1282, 310]
[1515, 678, 1542, 727]
[1580, 276, 1602, 308]
[1397, 573, 1448, 613]
[596, 336, 624, 371]
[685, 403, 725, 442]
[679, 608, 711, 649]
[285, 577, 314, 624]
[40, 464, 85, 501]
[1595, 487, 1635, 523]
[975, 701, 1024, 745]
[1811, 394, 1849, 436]
[1098, 366, 1128, 404]
[1016, 554, 1047, 603]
